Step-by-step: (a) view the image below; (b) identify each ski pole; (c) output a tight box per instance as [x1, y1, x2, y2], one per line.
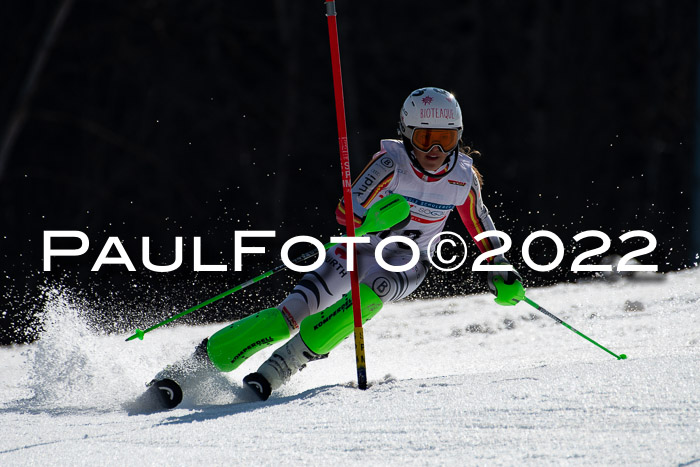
[324, 0, 368, 390]
[125, 193, 409, 342]
[522, 296, 627, 360]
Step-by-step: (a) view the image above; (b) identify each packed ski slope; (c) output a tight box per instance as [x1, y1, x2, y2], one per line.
[1, 269, 698, 466]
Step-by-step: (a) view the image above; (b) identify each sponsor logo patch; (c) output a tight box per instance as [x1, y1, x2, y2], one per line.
[334, 246, 347, 260]
[230, 337, 274, 364]
[281, 306, 299, 330]
[313, 295, 351, 330]
[372, 277, 391, 297]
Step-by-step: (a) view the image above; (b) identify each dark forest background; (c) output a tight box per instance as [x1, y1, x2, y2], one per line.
[0, 0, 697, 345]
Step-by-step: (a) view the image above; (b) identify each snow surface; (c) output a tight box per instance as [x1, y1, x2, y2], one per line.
[1, 270, 699, 466]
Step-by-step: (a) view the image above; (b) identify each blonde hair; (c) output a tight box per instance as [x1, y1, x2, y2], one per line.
[460, 143, 483, 186]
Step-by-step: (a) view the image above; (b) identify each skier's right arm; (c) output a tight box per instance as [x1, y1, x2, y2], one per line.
[335, 150, 397, 227]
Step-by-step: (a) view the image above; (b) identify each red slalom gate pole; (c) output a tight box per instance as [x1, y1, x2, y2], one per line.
[324, 0, 367, 390]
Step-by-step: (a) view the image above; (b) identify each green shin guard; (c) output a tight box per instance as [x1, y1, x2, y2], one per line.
[206, 308, 290, 372]
[299, 284, 383, 355]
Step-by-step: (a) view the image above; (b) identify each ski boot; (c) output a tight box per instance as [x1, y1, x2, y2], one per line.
[243, 333, 327, 401]
[244, 284, 382, 401]
[146, 338, 213, 409]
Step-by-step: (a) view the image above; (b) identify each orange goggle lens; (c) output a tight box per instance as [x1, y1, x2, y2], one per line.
[410, 128, 459, 152]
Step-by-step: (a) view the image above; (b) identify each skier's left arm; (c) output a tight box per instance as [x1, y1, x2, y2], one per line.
[456, 169, 525, 306]
[335, 148, 397, 229]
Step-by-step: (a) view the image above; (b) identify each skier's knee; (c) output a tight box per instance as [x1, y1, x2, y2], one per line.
[365, 260, 429, 303]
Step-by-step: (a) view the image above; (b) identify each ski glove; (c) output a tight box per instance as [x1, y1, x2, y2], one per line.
[487, 257, 525, 306]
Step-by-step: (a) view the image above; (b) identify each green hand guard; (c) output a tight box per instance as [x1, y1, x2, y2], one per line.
[300, 284, 383, 355]
[491, 276, 526, 306]
[206, 307, 291, 372]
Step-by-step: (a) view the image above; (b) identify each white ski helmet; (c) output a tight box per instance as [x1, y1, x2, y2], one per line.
[399, 88, 463, 144]
[398, 87, 463, 176]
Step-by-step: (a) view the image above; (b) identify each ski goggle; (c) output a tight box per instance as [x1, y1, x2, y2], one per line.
[410, 128, 460, 153]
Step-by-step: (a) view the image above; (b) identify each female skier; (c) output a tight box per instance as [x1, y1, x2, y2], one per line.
[148, 87, 524, 408]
